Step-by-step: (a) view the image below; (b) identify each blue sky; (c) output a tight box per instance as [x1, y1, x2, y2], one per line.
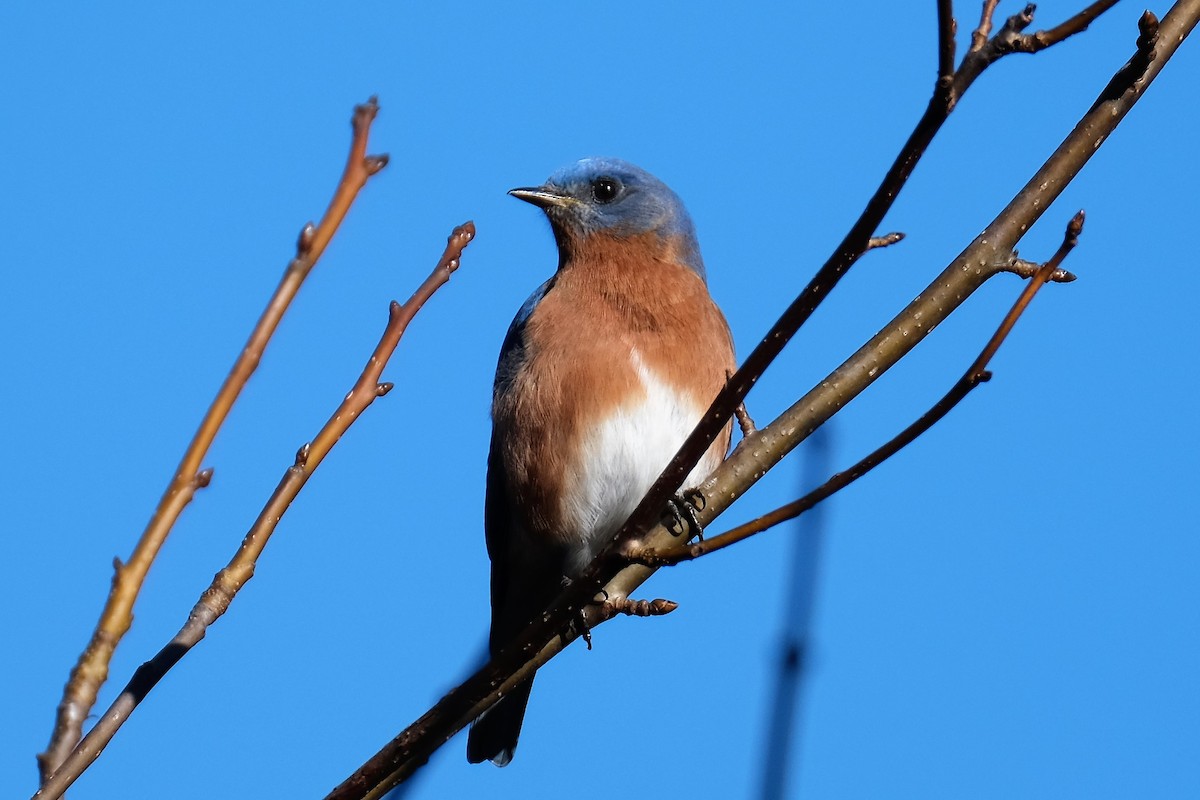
[3, 2, 1198, 798]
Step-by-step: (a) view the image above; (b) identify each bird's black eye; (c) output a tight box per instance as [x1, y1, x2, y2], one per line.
[591, 176, 619, 203]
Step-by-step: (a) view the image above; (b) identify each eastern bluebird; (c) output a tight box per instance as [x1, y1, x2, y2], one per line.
[466, 158, 735, 766]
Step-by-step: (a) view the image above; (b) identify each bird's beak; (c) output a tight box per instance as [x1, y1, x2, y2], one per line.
[508, 186, 576, 209]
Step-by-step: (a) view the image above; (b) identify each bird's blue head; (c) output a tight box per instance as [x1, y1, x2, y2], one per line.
[509, 157, 705, 279]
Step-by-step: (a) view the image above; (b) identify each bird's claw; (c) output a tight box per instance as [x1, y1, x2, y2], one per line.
[662, 489, 706, 541]
[574, 589, 613, 651]
[576, 606, 594, 650]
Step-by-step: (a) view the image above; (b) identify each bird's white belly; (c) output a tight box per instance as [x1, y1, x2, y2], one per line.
[561, 351, 719, 575]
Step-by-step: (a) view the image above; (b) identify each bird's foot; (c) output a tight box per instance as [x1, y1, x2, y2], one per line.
[662, 489, 706, 541]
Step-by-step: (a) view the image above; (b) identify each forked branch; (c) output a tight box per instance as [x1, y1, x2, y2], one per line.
[952, 1, 1122, 109]
[34, 224, 475, 800]
[613, 0, 1188, 643]
[38, 98, 389, 784]
[631, 211, 1086, 566]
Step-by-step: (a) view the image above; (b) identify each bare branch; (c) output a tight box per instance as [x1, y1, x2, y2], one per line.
[1015, 0, 1122, 52]
[952, 2, 1122, 108]
[38, 98, 389, 785]
[632, 211, 1086, 566]
[33, 223, 475, 800]
[612, 0, 1196, 621]
[665, 0, 1193, 575]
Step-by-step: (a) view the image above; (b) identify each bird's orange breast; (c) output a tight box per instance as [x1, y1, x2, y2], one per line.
[492, 231, 735, 566]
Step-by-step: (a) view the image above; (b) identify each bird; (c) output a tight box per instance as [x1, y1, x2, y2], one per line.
[466, 157, 736, 766]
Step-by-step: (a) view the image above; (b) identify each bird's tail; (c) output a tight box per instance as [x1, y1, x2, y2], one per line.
[466, 676, 535, 766]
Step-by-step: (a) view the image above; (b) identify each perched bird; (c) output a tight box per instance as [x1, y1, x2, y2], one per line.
[467, 157, 736, 766]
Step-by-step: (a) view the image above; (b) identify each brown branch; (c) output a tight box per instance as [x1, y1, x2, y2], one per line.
[37, 98, 388, 785]
[952, 1, 1119, 108]
[33, 223, 475, 800]
[617, 0, 1188, 611]
[971, 0, 1002, 52]
[964, 0, 1116, 68]
[1015, 0, 1122, 52]
[632, 211, 1086, 566]
[655, 0, 1183, 575]
[323, 5, 1135, 797]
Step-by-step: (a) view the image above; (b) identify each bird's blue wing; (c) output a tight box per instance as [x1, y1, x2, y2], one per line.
[484, 276, 554, 627]
[469, 278, 556, 765]
[492, 278, 553, 395]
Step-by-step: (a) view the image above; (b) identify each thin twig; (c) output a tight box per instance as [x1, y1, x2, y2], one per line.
[1006, 256, 1076, 283]
[323, 4, 1134, 796]
[867, 232, 906, 250]
[734, 402, 758, 439]
[1019, 0, 1122, 52]
[952, 2, 1112, 108]
[632, 211, 1085, 566]
[33, 223, 474, 800]
[37, 98, 388, 785]
[971, 0, 1002, 52]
